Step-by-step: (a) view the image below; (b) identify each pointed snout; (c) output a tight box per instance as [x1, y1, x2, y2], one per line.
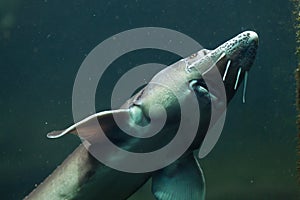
[244, 31, 259, 45]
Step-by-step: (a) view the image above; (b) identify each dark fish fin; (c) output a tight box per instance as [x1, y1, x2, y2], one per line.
[47, 109, 131, 139]
[152, 153, 205, 200]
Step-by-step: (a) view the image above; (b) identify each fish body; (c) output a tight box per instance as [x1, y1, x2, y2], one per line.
[26, 31, 258, 200]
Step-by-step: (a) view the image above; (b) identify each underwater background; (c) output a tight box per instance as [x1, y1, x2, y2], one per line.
[0, 0, 299, 199]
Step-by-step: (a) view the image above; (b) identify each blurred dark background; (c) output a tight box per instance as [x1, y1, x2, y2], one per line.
[0, 0, 298, 199]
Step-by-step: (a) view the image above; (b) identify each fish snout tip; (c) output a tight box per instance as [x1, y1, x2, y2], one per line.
[245, 30, 259, 44]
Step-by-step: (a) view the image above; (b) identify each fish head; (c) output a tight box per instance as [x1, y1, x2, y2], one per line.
[188, 31, 259, 103]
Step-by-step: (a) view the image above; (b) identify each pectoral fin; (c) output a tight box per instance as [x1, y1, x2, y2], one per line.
[152, 153, 205, 200]
[47, 109, 131, 140]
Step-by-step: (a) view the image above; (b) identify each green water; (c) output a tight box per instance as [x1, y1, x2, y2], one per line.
[0, 0, 298, 199]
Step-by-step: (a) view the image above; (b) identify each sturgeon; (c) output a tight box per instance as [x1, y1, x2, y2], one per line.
[25, 31, 258, 200]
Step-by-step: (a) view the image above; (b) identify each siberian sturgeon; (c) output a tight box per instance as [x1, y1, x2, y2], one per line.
[25, 31, 258, 200]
